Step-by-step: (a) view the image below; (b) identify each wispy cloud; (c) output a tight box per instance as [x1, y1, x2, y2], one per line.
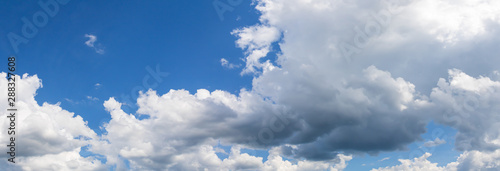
[378, 157, 390, 162]
[220, 58, 240, 69]
[84, 34, 97, 47]
[64, 96, 99, 105]
[84, 34, 105, 54]
[86, 96, 99, 101]
[64, 98, 79, 105]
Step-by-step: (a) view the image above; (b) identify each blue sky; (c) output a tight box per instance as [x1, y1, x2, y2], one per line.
[2, 0, 500, 170]
[1, 0, 257, 132]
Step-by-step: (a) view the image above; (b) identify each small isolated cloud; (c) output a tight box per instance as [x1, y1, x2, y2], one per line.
[492, 70, 500, 81]
[86, 96, 99, 101]
[423, 138, 446, 147]
[84, 34, 105, 54]
[379, 157, 390, 162]
[94, 83, 102, 89]
[220, 58, 240, 69]
[84, 34, 97, 47]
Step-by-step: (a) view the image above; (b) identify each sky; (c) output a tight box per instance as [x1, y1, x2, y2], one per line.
[1, 0, 500, 170]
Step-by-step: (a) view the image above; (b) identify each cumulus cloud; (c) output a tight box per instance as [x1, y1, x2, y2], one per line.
[244, 0, 500, 157]
[92, 90, 352, 170]
[232, 25, 281, 74]
[159, 145, 351, 171]
[89, 62, 430, 167]
[372, 150, 500, 171]
[0, 73, 104, 170]
[84, 34, 105, 54]
[371, 153, 451, 171]
[91, 90, 300, 170]
[453, 149, 500, 170]
[430, 69, 500, 151]
[87, 0, 500, 169]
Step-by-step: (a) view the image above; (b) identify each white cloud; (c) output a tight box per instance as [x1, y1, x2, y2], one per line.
[371, 153, 451, 171]
[164, 145, 351, 171]
[454, 149, 500, 170]
[430, 69, 500, 151]
[92, 90, 273, 170]
[423, 138, 446, 147]
[372, 150, 500, 171]
[84, 34, 97, 47]
[84, 34, 105, 54]
[408, 0, 500, 45]
[0, 73, 104, 170]
[232, 25, 281, 74]
[94, 83, 101, 89]
[15, 148, 105, 171]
